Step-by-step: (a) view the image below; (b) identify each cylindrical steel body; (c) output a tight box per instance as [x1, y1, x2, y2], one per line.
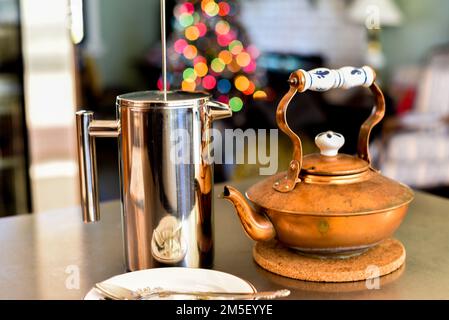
[118, 92, 218, 270]
[76, 91, 231, 271]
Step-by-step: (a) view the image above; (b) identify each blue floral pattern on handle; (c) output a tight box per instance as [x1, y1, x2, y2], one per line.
[351, 69, 362, 75]
[314, 70, 330, 79]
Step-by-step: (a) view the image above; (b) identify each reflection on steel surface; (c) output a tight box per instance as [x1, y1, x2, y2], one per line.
[151, 215, 187, 264]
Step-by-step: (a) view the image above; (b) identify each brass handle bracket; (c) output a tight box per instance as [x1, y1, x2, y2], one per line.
[273, 71, 304, 192]
[273, 159, 301, 192]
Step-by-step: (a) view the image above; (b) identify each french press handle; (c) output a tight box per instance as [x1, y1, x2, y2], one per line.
[76, 111, 120, 222]
[274, 66, 385, 192]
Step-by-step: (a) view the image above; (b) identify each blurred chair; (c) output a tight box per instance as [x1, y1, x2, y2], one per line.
[378, 47, 449, 189]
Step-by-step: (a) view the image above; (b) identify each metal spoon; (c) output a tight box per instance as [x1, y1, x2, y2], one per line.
[95, 282, 290, 300]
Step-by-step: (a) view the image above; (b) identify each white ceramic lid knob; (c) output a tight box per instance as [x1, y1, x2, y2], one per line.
[315, 131, 345, 157]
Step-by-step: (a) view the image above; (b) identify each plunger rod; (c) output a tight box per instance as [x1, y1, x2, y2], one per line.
[160, 0, 167, 100]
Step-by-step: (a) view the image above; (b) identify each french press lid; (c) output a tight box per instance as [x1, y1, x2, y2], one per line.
[117, 90, 211, 108]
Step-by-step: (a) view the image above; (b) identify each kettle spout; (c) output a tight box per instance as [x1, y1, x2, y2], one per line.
[221, 185, 276, 242]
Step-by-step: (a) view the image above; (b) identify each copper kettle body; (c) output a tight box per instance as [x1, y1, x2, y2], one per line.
[222, 66, 414, 257]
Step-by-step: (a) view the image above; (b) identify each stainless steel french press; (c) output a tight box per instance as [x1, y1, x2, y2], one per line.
[76, 91, 231, 271]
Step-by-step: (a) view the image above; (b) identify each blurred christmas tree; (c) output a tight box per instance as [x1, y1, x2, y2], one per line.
[161, 0, 267, 112]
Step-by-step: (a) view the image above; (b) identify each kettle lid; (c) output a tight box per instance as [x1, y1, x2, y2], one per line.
[302, 131, 369, 176]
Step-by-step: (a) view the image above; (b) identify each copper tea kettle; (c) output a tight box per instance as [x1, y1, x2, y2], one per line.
[222, 66, 414, 257]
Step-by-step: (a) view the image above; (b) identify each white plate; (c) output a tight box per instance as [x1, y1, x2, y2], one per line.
[84, 268, 256, 300]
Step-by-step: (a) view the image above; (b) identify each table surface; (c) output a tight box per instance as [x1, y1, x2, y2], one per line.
[1, 178, 449, 300]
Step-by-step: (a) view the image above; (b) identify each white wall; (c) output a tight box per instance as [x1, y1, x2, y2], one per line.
[239, 0, 367, 66]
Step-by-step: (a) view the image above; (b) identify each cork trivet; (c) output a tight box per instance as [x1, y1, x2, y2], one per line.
[253, 238, 405, 282]
[256, 264, 405, 292]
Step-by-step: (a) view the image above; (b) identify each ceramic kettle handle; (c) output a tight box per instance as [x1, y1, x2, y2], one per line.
[273, 66, 385, 193]
[291, 66, 375, 92]
[76, 111, 120, 222]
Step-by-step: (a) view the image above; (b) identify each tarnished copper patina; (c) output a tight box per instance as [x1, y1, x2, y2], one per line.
[222, 66, 414, 257]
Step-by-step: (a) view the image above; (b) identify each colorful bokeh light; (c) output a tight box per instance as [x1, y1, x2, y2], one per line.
[215, 20, 230, 35]
[183, 68, 197, 82]
[234, 75, 250, 92]
[253, 90, 267, 100]
[176, 2, 195, 15]
[202, 75, 217, 89]
[194, 55, 207, 64]
[218, 50, 233, 64]
[194, 62, 208, 77]
[243, 60, 257, 73]
[183, 45, 198, 60]
[183, 2, 195, 14]
[229, 97, 243, 112]
[236, 52, 251, 67]
[196, 22, 207, 37]
[174, 39, 188, 54]
[217, 95, 229, 103]
[182, 80, 196, 91]
[185, 26, 200, 41]
[229, 40, 243, 55]
[217, 79, 231, 94]
[201, 0, 210, 11]
[211, 58, 225, 73]
[204, 1, 219, 17]
[179, 13, 194, 27]
[243, 81, 255, 95]
[217, 34, 232, 47]
[218, 2, 231, 16]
